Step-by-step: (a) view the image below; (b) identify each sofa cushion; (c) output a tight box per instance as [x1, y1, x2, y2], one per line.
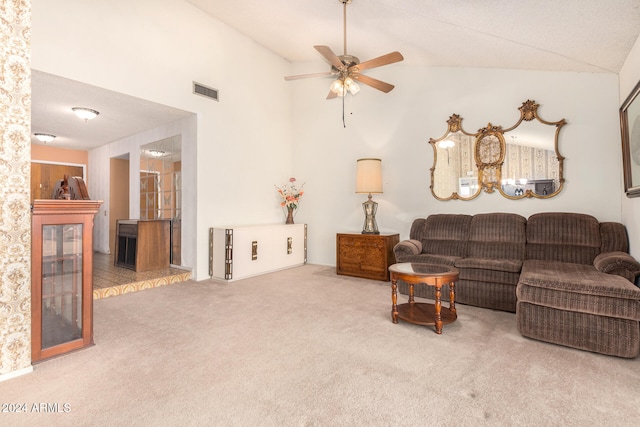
[457, 265, 521, 286]
[526, 212, 601, 265]
[410, 214, 472, 257]
[600, 222, 630, 253]
[455, 257, 522, 273]
[397, 253, 460, 266]
[518, 260, 640, 320]
[408, 218, 428, 240]
[467, 213, 526, 260]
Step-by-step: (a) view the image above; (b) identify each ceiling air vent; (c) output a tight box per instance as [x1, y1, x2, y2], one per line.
[193, 82, 219, 101]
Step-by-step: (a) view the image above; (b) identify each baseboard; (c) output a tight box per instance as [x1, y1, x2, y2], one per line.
[0, 366, 33, 383]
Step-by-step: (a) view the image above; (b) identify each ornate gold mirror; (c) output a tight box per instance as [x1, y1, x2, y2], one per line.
[430, 116, 480, 200]
[429, 100, 566, 200]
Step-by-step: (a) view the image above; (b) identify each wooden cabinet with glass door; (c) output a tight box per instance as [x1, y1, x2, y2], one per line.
[31, 200, 102, 362]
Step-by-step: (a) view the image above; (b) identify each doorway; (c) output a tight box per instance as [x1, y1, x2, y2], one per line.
[109, 156, 130, 254]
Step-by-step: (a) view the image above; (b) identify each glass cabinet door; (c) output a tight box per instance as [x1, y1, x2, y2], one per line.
[41, 224, 83, 349]
[32, 199, 102, 363]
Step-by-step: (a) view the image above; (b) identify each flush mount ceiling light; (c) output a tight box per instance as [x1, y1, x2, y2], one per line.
[149, 149, 166, 157]
[72, 107, 100, 121]
[34, 133, 56, 143]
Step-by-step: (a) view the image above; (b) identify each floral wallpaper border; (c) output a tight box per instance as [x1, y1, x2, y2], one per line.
[0, 0, 32, 377]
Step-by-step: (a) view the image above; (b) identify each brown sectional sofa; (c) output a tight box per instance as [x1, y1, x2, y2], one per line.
[393, 212, 640, 358]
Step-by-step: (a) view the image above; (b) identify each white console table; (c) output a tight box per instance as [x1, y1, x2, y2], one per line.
[209, 224, 307, 281]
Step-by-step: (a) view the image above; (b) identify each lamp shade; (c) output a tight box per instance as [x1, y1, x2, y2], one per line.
[356, 158, 383, 194]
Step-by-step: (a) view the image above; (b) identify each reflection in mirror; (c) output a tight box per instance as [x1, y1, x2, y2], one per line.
[499, 100, 566, 199]
[503, 119, 559, 197]
[140, 136, 182, 221]
[433, 132, 479, 198]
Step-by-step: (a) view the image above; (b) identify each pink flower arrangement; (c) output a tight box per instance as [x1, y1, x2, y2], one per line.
[275, 177, 305, 210]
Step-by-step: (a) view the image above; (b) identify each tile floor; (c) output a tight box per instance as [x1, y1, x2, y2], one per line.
[92, 253, 191, 299]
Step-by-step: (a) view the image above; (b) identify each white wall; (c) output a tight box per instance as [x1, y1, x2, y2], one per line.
[620, 34, 640, 260]
[32, 0, 294, 280]
[291, 65, 623, 266]
[31, 0, 634, 275]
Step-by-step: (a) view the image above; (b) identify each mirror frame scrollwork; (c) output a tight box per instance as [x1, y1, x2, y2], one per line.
[429, 100, 566, 201]
[475, 123, 506, 194]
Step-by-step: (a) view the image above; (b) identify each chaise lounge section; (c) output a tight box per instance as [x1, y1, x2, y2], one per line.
[516, 213, 640, 357]
[393, 212, 640, 357]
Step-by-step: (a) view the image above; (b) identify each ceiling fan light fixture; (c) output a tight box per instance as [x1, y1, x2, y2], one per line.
[283, 0, 403, 121]
[34, 133, 56, 143]
[345, 77, 360, 95]
[72, 107, 100, 121]
[330, 78, 346, 95]
[330, 76, 359, 97]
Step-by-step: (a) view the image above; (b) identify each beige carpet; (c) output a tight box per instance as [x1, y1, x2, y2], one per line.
[2, 264, 639, 426]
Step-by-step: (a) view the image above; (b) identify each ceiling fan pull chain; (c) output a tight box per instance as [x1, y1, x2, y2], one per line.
[342, 90, 346, 128]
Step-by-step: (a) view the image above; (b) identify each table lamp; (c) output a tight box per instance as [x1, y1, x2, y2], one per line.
[356, 158, 383, 234]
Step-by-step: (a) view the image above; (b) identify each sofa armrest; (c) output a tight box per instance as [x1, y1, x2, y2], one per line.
[393, 239, 423, 261]
[593, 251, 640, 283]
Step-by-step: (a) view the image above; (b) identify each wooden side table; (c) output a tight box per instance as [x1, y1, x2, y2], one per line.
[336, 233, 399, 281]
[389, 263, 459, 334]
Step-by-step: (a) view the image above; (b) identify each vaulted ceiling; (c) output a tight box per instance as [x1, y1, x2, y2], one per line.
[187, 0, 640, 73]
[31, 0, 640, 151]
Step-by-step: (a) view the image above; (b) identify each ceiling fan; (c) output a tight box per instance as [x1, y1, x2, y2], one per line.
[284, 0, 404, 100]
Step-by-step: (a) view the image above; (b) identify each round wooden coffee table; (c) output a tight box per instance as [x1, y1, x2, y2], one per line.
[388, 263, 459, 334]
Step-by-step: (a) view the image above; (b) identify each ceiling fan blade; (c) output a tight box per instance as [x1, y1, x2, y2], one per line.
[353, 51, 404, 72]
[353, 74, 395, 93]
[284, 71, 334, 81]
[314, 45, 345, 69]
[326, 90, 338, 100]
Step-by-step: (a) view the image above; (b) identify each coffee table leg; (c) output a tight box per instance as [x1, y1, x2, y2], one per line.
[449, 280, 456, 315]
[391, 279, 398, 323]
[434, 284, 443, 334]
[408, 283, 415, 304]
